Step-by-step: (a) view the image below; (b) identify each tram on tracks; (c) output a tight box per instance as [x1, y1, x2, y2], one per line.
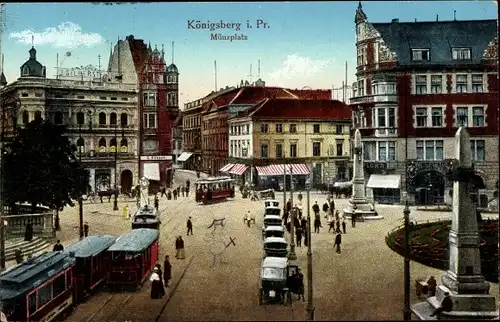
[131, 205, 161, 230]
[195, 176, 235, 204]
[106, 228, 160, 288]
[0, 251, 76, 322]
[64, 235, 117, 303]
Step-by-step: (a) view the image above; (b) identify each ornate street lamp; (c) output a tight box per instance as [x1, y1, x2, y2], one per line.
[305, 178, 314, 320]
[288, 164, 297, 261]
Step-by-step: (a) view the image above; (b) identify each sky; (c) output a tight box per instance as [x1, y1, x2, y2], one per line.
[1, 1, 497, 107]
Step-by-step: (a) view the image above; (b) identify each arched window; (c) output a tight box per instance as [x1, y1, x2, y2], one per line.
[120, 113, 128, 127]
[22, 111, 29, 124]
[77, 137, 85, 153]
[110, 112, 117, 125]
[34, 111, 42, 121]
[98, 137, 106, 152]
[120, 138, 128, 153]
[22, 66, 29, 76]
[99, 112, 106, 125]
[110, 138, 117, 153]
[54, 111, 63, 125]
[76, 112, 85, 125]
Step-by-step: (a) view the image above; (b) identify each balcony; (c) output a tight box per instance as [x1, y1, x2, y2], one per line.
[350, 93, 398, 105]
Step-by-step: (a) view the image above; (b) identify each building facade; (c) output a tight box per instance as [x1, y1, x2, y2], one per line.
[172, 113, 183, 168]
[108, 35, 179, 189]
[229, 98, 351, 188]
[350, 3, 498, 205]
[1, 46, 139, 194]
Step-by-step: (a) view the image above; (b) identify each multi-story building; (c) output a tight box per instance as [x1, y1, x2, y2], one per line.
[1, 46, 139, 194]
[108, 35, 179, 190]
[228, 98, 351, 187]
[350, 3, 498, 205]
[172, 113, 183, 168]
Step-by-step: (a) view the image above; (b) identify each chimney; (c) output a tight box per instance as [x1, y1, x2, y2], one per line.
[436, 14, 439, 22]
[391, 18, 399, 23]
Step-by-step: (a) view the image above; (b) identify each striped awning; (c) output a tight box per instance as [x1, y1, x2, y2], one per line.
[229, 164, 249, 175]
[219, 164, 235, 172]
[256, 164, 310, 176]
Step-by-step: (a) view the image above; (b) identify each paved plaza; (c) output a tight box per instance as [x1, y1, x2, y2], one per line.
[49, 170, 499, 321]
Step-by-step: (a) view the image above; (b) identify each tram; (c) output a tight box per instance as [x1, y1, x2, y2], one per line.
[131, 205, 161, 230]
[106, 228, 159, 288]
[195, 176, 235, 204]
[64, 235, 117, 303]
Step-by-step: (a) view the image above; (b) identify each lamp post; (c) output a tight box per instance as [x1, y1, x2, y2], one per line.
[288, 164, 297, 260]
[306, 179, 314, 320]
[113, 122, 119, 211]
[77, 113, 84, 240]
[402, 79, 411, 321]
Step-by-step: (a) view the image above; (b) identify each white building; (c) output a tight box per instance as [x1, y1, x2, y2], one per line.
[227, 119, 254, 183]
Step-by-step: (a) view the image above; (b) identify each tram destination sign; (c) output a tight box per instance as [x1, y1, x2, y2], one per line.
[140, 155, 172, 161]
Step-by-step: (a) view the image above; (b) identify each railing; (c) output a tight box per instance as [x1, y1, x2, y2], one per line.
[3, 212, 54, 239]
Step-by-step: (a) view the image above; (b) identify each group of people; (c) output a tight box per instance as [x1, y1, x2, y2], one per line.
[160, 179, 191, 200]
[150, 255, 173, 299]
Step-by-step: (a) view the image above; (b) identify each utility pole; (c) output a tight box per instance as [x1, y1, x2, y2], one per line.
[288, 164, 297, 260]
[306, 186, 314, 320]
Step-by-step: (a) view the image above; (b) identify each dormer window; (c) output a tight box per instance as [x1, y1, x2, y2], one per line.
[22, 66, 30, 76]
[412, 49, 430, 61]
[452, 48, 471, 60]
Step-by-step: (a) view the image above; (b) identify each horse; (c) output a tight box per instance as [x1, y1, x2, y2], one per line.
[98, 189, 119, 203]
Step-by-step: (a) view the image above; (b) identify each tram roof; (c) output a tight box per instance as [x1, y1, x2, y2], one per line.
[262, 256, 288, 269]
[264, 237, 287, 244]
[64, 235, 117, 258]
[0, 252, 75, 300]
[195, 176, 234, 184]
[108, 228, 159, 253]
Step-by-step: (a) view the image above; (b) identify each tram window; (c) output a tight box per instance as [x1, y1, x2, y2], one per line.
[66, 271, 72, 288]
[28, 293, 37, 314]
[53, 274, 66, 298]
[37, 283, 52, 308]
[93, 255, 99, 272]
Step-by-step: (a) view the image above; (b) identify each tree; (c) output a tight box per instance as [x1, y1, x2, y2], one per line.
[3, 118, 88, 213]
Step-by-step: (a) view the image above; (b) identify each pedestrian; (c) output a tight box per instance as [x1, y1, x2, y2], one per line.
[286, 216, 291, 234]
[24, 221, 33, 242]
[328, 218, 335, 233]
[173, 188, 178, 200]
[53, 240, 64, 251]
[301, 217, 307, 231]
[312, 201, 320, 217]
[186, 179, 191, 189]
[427, 276, 437, 296]
[295, 226, 302, 247]
[14, 248, 23, 264]
[167, 188, 172, 200]
[154, 195, 159, 211]
[286, 199, 292, 214]
[185, 185, 190, 197]
[342, 218, 347, 234]
[330, 199, 335, 215]
[314, 216, 321, 233]
[430, 292, 453, 317]
[334, 232, 342, 254]
[123, 205, 129, 218]
[178, 236, 185, 259]
[303, 222, 309, 246]
[296, 269, 305, 301]
[84, 222, 89, 237]
[163, 255, 172, 287]
[150, 267, 165, 299]
[176, 186, 181, 197]
[181, 186, 185, 197]
[187, 217, 193, 235]
[336, 219, 341, 233]
[161, 186, 167, 198]
[351, 212, 356, 228]
[322, 201, 329, 218]
[54, 213, 61, 231]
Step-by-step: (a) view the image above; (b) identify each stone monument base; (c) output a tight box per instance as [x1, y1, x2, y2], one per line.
[411, 285, 499, 320]
[342, 200, 383, 220]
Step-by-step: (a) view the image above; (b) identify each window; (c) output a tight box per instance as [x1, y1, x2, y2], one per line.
[289, 124, 297, 133]
[472, 107, 485, 127]
[76, 112, 85, 125]
[336, 142, 343, 156]
[472, 74, 483, 93]
[22, 66, 30, 76]
[452, 48, 471, 60]
[416, 108, 428, 127]
[357, 46, 366, 66]
[357, 80, 365, 96]
[143, 113, 157, 129]
[431, 75, 442, 94]
[312, 142, 321, 157]
[412, 49, 430, 61]
[336, 125, 343, 135]
[388, 108, 396, 133]
[471, 140, 485, 161]
[275, 123, 282, 133]
[28, 292, 36, 314]
[377, 108, 386, 133]
[246, 124, 249, 133]
[109, 138, 117, 153]
[110, 113, 117, 125]
[143, 92, 156, 106]
[415, 75, 427, 94]
[121, 97, 128, 101]
[54, 112, 63, 125]
[110, 97, 117, 101]
[260, 123, 268, 133]
[363, 142, 376, 161]
[313, 124, 320, 134]
[388, 141, 396, 161]
[21, 93, 29, 97]
[77, 138, 84, 153]
[120, 113, 128, 126]
[290, 144, 297, 157]
[167, 92, 177, 106]
[98, 138, 106, 152]
[378, 142, 387, 161]
[275, 144, 283, 158]
[456, 107, 468, 127]
[34, 111, 42, 121]
[456, 74, 468, 93]
[22, 110, 29, 124]
[99, 112, 106, 125]
[53, 274, 66, 298]
[431, 108, 443, 127]
[261, 144, 269, 158]
[99, 96, 107, 100]
[416, 140, 443, 160]
[37, 283, 52, 308]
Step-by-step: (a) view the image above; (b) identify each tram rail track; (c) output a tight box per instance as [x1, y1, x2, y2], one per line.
[84, 292, 133, 322]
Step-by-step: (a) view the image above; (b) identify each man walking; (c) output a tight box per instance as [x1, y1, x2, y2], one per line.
[295, 225, 302, 247]
[312, 201, 320, 217]
[334, 232, 342, 254]
[187, 217, 193, 235]
[342, 218, 347, 234]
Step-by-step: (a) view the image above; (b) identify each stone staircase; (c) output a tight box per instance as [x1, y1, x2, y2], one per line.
[4, 237, 52, 261]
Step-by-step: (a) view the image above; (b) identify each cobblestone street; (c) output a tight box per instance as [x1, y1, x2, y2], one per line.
[56, 170, 498, 321]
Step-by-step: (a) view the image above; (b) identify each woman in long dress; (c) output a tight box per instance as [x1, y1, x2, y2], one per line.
[177, 236, 186, 259]
[150, 267, 165, 299]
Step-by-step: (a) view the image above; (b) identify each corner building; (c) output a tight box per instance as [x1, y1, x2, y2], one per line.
[350, 3, 498, 206]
